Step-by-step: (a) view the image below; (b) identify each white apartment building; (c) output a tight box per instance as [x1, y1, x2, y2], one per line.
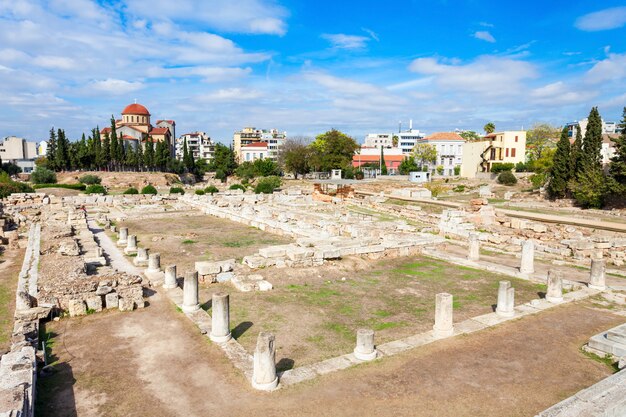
[241, 142, 269, 162]
[566, 118, 618, 138]
[364, 124, 426, 157]
[0, 136, 39, 173]
[233, 127, 286, 162]
[416, 132, 465, 176]
[176, 132, 215, 161]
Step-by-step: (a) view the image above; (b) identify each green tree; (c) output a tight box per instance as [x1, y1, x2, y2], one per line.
[136, 141, 144, 171]
[547, 127, 571, 199]
[527, 123, 559, 161]
[608, 107, 626, 195]
[570, 125, 583, 175]
[483, 122, 496, 134]
[459, 131, 480, 141]
[125, 143, 137, 170]
[209, 143, 237, 181]
[571, 107, 606, 208]
[144, 139, 155, 170]
[55, 128, 69, 171]
[411, 143, 437, 169]
[309, 129, 359, 172]
[101, 132, 110, 171]
[47, 128, 57, 170]
[110, 117, 119, 170]
[392, 135, 399, 147]
[380, 147, 388, 175]
[182, 138, 195, 173]
[279, 138, 311, 179]
[398, 157, 419, 174]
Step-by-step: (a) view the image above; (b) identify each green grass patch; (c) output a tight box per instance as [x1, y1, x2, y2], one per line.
[581, 347, 620, 373]
[182, 239, 197, 244]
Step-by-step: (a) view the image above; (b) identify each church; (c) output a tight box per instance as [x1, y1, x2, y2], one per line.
[100, 102, 175, 153]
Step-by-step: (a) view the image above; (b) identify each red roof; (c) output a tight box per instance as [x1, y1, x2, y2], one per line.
[149, 127, 169, 135]
[424, 132, 465, 141]
[244, 142, 268, 148]
[352, 155, 405, 162]
[122, 103, 150, 116]
[100, 127, 111, 134]
[121, 135, 137, 140]
[157, 120, 175, 125]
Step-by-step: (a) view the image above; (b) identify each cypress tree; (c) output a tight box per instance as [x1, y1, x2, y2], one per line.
[136, 140, 144, 171]
[182, 138, 195, 173]
[609, 107, 626, 194]
[55, 129, 69, 171]
[117, 139, 126, 170]
[571, 107, 606, 208]
[380, 147, 388, 175]
[101, 132, 110, 171]
[95, 128, 104, 170]
[144, 139, 155, 170]
[547, 127, 571, 199]
[570, 125, 583, 175]
[125, 143, 137, 171]
[47, 128, 57, 171]
[110, 117, 119, 170]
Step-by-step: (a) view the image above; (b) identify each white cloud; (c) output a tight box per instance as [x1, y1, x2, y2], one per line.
[197, 88, 263, 103]
[321, 33, 371, 50]
[530, 81, 597, 105]
[124, 0, 289, 35]
[586, 53, 626, 84]
[575, 7, 626, 31]
[479, 22, 494, 28]
[473, 31, 496, 43]
[90, 79, 144, 94]
[32, 55, 76, 70]
[361, 28, 379, 41]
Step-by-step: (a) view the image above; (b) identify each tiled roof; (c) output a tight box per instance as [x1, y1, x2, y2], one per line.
[352, 154, 406, 162]
[157, 119, 175, 124]
[424, 132, 465, 141]
[122, 103, 150, 115]
[244, 142, 268, 148]
[149, 127, 169, 135]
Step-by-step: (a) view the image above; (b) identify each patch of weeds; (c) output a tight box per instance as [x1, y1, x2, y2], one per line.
[580, 347, 619, 372]
[175, 306, 183, 313]
[413, 308, 427, 317]
[452, 300, 461, 309]
[182, 239, 197, 245]
[223, 238, 256, 248]
[373, 309, 391, 318]
[339, 305, 355, 315]
[86, 308, 96, 315]
[128, 253, 137, 257]
[373, 321, 404, 331]
[324, 322, 353, 340]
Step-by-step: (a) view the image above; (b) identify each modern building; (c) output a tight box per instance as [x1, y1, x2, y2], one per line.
[460, 131, 527, 178]
[364, 122, 426, 157]
[601, 134, 620, 166]
[233, 127, 286, 162]
[176, 132, 215, 161]
[0, 136, 39, 173]
[241, 142, 269, 162]
[416, 132, 465, 176]
[352, 146, 406, 174]
[100, 102, 174, 153]
[565, 118, 618, 138]
[38, 141, 48, 157]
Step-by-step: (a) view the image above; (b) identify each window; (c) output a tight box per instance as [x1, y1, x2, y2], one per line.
[511, 148, 516, 157]
[505, 148, 509, 157]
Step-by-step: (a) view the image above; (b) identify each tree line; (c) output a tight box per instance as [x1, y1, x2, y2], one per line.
[547, 106, 626, 208]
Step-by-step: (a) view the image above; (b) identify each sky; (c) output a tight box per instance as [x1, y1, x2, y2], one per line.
[1, 0, 626, 144]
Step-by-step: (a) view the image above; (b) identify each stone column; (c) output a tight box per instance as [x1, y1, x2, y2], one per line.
[589, 258, 606, 290]
[210, 292, 232, 343]
[520, 240, 534, 274]
[353, 328, 376, 361]
[433, 293, 454, 338]
[124, 235, 138, 254]
[467, 233, 480, 261]
[134, 247, 149, 266]
[182, 271, 200, 313]
[252, 332, 278, 391]
[546, 270, 563, 303]
[496, 281, 515, 317]
[110, 225, 117, 233]
[163, 265, 178, 289]
[147, 253, 161, 272]
[117, 227, 128, 246]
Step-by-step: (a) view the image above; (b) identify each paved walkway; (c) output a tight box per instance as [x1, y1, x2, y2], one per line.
[87, 218, 143, 276]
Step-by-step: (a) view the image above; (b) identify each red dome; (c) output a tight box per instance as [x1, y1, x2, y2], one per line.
[122, 103, 150, 116]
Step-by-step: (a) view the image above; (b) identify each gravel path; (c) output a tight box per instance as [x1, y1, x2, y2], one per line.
[87, 218, 143, 276]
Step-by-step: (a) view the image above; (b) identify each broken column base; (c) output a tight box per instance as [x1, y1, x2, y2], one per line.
[210, 332, 232, 343]
[252, 377, 279, 391]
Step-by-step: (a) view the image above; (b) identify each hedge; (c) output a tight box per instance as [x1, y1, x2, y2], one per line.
[33, 183, 86, 190]
[141, 185, 157, 195]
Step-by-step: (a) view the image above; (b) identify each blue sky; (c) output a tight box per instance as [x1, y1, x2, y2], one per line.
[1, 0, 625, 144]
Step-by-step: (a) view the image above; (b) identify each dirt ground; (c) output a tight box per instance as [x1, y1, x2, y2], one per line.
[0, 247, 24, 352]
[117, 215, 292, 272]
[37, 291, 623, 417]
[198, 255, 547, 368]
[56, 171, 182, 191]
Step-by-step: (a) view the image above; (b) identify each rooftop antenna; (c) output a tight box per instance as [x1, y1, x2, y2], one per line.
[399, 121, 402, 133]
[409, 119, 413, 131]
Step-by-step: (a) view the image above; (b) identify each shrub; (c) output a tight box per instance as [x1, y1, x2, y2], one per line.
[424, 182, 447, 197]
[123, 187, 139, 195]
[515, 162, 528, 172]
[497, 171, 518, 186]
[31, 167, 57, 184]
[254, 176, 282, 194]
[169, 187, 184, 194]
[454, 166, 460, 176]
[229, 183, 246, 191]
[529, 173, 547, 189]
[141, 185, 157, 195]
[33, 183, 86, 190]
[205, 185, 219, 194]
[79, 174, 101, 185]
[0, 173, 34, 198]
[491, 163, 515, 174]
[195, 189, 205, 195]
[355, 170, 364, 180]
[343, 166, 355, 179]
[85, 184, 107, 194]
[436, 165, 444, 175]
[2, 163, 22, 176]
[453, 185, 466, 192]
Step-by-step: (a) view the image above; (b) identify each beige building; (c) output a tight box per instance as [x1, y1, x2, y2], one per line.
[0, 136, 39, 173]
[460, 131, 526, 178]
[233, 127, 286, 162]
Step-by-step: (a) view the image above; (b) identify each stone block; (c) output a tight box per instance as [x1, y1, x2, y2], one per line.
[216, 272, 234, 283]
[105, 293, 119, 309]
[257, 280, 273, 291]
[68, 299, 86, 317]
[118, 297, 134, 311]
[195, 261, 221, 275]
[85, 295, 103, 312]
[258, 246, 288, 258]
